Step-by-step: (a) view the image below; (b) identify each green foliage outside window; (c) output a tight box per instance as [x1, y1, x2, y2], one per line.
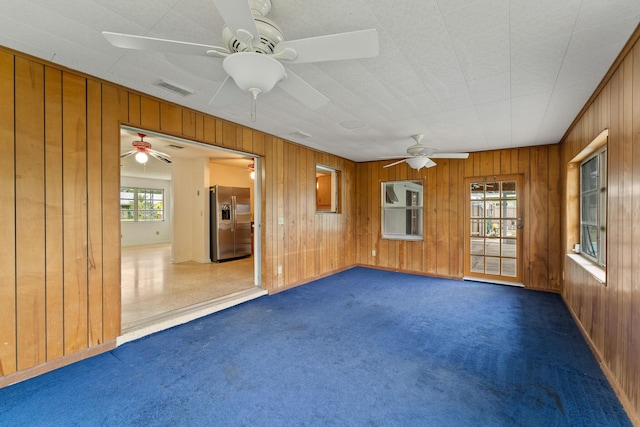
[120, 187, 164, 222]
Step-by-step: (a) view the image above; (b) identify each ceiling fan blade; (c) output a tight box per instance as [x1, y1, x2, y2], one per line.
[209, 75, 244, 107]
[212, 0, 260, 43]
[278, 69, 329, 110]
[102, 31, 228, 57]
[120, 150, 136, 159]
[383, 159, 407, 168]
[274, 29, 379, 64]
[428, 152, 469, 159]
[148, 151, 173, 164]
[150, 149, 171, 159]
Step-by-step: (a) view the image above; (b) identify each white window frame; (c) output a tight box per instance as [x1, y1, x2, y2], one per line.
[120, 187, 165, 222]
[579, 147, 606, 266]
[381, 180, 424, 241]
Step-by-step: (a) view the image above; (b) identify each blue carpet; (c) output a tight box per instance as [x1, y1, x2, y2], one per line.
[0, 267, 631, 426]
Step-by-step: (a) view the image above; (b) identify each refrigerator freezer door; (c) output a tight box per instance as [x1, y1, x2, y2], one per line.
[233, 187, 252, 257]
[211, 185, 235, 261]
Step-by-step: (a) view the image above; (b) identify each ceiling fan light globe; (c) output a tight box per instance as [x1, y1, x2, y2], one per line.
[135, 152, 149, 164]
[406, 156, 428, 170]
[223, 52, 285, 94]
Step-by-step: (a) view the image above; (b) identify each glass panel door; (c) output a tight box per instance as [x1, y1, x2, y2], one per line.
[465, 176, 522, 283]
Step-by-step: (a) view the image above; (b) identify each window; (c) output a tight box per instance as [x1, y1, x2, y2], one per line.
[120, 187, 165, 222]
[316, 165, 340, 213]
[580, 148, 606, 266]
[381, 180, 423, 241]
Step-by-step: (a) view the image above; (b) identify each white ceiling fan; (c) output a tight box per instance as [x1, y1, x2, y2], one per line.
[384, 134, 470, 170]
[102, 0, 379, 115]
[121, 133, 172, 164]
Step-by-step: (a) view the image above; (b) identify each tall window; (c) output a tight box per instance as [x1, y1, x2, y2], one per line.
[120, 187, 165, 222]
[580, 148, 606, 266]
[381, 180, 423, 241]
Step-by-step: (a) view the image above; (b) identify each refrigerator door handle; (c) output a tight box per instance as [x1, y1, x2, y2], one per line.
[231, 195, 236, 232]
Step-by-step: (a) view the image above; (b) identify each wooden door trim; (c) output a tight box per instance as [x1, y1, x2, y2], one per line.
[463, 174, 524, 284]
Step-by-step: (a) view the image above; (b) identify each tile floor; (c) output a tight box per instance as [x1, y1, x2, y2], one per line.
[121, 244, 255, 330]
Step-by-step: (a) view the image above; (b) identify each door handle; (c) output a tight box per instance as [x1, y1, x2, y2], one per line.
[231, 195, 236, 232]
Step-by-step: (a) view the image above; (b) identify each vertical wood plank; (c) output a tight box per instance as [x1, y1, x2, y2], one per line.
[547, 144, 561, 291]
[425, 165, 438, 274]
[140, 97, 160, 130]
[436, 159, 450, 275]
[62, 72, 88, 354]
[0, 51, 16, 376]
[618, 53, 634, 392]
[160, 103, 182, 134]
[252, 131, 265, 156]
[87, 79, 104, 346]
[195, 114, 204, 141]
[127, 93, 141, 126]
[182, 110, 196, 138]
[44, 66, 64, 360]
[15, 57, 46, 369]
[517, 147, 531, 287]
[101, 85, 127, 342]
[630, 41, 640, 413]
[202, 116, 216, 144]
[222, 121, 238, 149]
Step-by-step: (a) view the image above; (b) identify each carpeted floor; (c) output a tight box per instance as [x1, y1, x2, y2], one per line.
[0, 267, 631, 426]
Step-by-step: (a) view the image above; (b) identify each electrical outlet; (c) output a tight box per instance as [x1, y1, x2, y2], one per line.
[277, 265, 282, 275]
[372, 250, 376, 257]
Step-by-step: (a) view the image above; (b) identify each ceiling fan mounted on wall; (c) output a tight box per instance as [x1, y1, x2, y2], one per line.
[102, 0, 379, 114]
[120, 133, 172, 164]
[384, 134, 470, 170]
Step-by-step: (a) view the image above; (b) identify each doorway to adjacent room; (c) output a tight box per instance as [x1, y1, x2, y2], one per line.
[464, 175, 523, 286]
[119, 126, 263, 333]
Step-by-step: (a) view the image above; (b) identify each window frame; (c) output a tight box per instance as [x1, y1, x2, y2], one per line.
[120, 187, 165, 222]
[315, 164, 341, 213]
[579, 147, 606, 267]
[381, 179, 424, 241]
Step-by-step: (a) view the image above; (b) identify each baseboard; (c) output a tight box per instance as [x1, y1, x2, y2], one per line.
[562, 293, 640, 426]
[267, 265, 355, 295]
[0, 341, 116, 389]
[354, 264, 461, 281]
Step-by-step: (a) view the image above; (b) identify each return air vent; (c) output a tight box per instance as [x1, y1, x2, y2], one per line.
[154, 79, 194, 97]
[166, 144, 184, 150]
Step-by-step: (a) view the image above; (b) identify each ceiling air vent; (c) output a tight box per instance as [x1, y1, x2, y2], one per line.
[290, 130, 311, 139]
[154, 79, 194, 97]
[166, 144, 184, 150]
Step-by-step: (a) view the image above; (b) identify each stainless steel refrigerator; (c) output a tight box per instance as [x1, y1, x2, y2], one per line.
[210, 185, 252, 262]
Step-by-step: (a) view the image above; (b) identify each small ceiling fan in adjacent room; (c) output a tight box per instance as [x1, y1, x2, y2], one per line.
[102, 0, 379, 119]
[384, 134, 470, 170]
[121, 133, 172, 164]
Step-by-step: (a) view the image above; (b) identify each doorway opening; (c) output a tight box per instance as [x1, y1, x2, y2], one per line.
[119, 126, 264, 337]
[464, 175, 523, 286]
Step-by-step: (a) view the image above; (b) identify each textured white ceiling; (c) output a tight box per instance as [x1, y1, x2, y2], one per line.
[1, 0, 639, 162]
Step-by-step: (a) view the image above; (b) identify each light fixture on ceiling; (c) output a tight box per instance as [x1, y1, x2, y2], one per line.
[406, 156, 434, 170]
[120, 133, 173, 165]
[248, 162, 255, 180]
[223, 52, 286, 122]
[135, 151, 149, 164]
[405, 156, 427, 170]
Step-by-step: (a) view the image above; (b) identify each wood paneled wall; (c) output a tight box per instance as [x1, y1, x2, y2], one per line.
[355, 146, 561, 292]
[559, 28, 640, 423]
[0, 47, 355, 381]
